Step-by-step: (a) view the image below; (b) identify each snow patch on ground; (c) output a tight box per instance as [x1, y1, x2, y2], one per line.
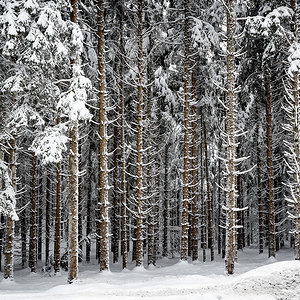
[0, 248, 299, 300]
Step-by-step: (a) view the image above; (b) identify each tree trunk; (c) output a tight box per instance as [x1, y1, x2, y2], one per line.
[45, 171, 51, 266]
[225, 0, 238, 275]
[265, 74, 276, 258]
[4, 138, 16, 279]
[191, 75, 198, 261]
[29, 153, 37, 273]
[181, 0, 190, 262]
[163, 144, 169, 258]
[118, 1, 127, 270]
[54, 160, 61, 273]
[203, 120, 214, 261]
[98, 0, 109, 271]
[136, 0, 144, 267]
[200, 118, 206, 262]
[256, 105, 264, 254]
[290, 0, 300, 260]
[68, 0, 79, 283]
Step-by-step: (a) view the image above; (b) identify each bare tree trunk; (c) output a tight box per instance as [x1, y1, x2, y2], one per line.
[181, 0, 190, 262]
[29, 153, 37, 273]
[225, 0, 238, 275]
[98, 0, 109, 271]
[265, 74, 276, 258]
[136, 0, 144, 267]
[4, 138, 16, 279]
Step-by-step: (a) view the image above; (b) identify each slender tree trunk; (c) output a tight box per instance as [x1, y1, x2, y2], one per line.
[181, 0, 190, 262]
[54, 159, 61, 273]
[265, 74, 276, 258]
[4, 138, 16, 279]
[68, 0, 79, 283]
[78, 143, 83, 263]
[98, 0, 109, 271]
[256, 105, 264, 254]
[191, 75, 198, 261]
[203, 120, 214, 261]
[225, 0, 238, 275]
[85, 147, 92, 263]
[200, 118, 206, 262]
[290, 0, 300, 260]
[163, 144, 169, 258]
[45, 171, 51, 266]
[119, 2, 127, 270]
[38, 175, 43, 261]
[29, 154, 37, 272]
[136, 0, 144, 267]
[112, 123, 119, 264]
[68, 122, 79, 282]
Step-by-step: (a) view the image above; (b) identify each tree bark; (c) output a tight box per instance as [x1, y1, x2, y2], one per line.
[119, 1, 127, 270]
[181, 0, 190, 262]
[136, 0, 144, 267]
[98, 0, 109, 271]
[29, 153, 37, 272]
[265, 74, 276, 258]
[225, 0, 238, 275]
[4, 138, 16, 279]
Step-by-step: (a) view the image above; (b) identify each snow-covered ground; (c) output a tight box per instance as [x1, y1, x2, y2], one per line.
[1, 247, 300, 300]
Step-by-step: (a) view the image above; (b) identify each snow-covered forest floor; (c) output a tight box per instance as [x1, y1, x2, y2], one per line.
[1, 247, 300, 300]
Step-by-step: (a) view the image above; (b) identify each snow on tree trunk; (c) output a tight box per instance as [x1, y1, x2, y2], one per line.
[163, 144, 169, 258]
[98, 0, 109, 272]
[136, 0, 144, 267]
[29, 153, 37, 272]
[119, 1, 127, 270]
[225, 0, 238, 275]
[256, 105, 264, 254]
[4, 138, 16, 280]
[181, 0, 190, 262]
[289, 0, 300, 260]
[68, 0, 79, 283]
[54, 159, 61, 273]
[203, 120, 214, 261]
[68, 122, 79, 282]
[265, 74, 276, 258]
[191, 75, 198, 262]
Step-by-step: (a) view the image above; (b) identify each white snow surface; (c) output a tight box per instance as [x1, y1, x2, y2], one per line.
[1, 248, 300, 300]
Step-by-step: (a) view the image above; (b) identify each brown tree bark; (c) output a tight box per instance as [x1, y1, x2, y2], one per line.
[225, 0, 238, 275]
[68, 0, 79, 283]
[98, 0, 109, 271]
[119, 1, 127, 270]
